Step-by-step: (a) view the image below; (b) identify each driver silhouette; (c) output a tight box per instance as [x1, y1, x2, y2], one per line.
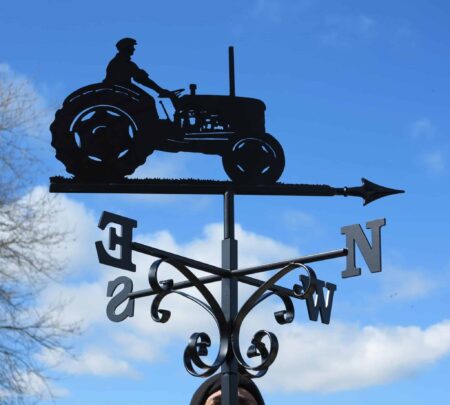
[104, 37, 171, 119]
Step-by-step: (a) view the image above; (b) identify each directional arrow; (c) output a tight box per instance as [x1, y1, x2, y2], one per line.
[49, 177, 404, 205]
[338, 178, 405, 205]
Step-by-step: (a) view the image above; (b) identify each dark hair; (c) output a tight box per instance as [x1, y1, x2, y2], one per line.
[190, 373, 265, 405]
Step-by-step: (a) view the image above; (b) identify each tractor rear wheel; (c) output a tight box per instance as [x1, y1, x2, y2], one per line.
[222, 133, 285, 184]
[51, 84, 156, 181]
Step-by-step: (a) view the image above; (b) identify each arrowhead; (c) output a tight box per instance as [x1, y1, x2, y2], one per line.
[360, 178, 405, 205]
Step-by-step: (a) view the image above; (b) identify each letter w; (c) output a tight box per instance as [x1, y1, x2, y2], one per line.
[300, 275, 336, 325]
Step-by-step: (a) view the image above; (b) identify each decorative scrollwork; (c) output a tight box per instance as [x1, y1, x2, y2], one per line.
[148, 258, 228, 377]
[146, 259, 317, 379]
[232, 263, 317, 378]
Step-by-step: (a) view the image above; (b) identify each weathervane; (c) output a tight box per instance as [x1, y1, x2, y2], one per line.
[49, 39, 403, 404]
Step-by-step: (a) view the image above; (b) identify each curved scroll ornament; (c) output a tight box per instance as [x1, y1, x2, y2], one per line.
[232, 263, 317, 378]
[148, 259, 228, 377]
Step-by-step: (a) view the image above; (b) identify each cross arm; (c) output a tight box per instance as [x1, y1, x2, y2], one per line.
[129, 272, 320, 301]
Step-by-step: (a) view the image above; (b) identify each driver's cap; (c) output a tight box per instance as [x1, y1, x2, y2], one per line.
[116, 37, 137, 51]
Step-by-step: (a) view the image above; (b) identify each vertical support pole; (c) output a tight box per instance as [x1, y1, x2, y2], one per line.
[221, 191, 238, 405]
[229, 46, 235, 97]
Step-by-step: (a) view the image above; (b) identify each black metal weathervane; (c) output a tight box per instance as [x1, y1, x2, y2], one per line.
[49, 39, 404, 405]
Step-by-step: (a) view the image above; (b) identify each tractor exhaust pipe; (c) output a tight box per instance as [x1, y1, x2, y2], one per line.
[229, 46, 235, 97]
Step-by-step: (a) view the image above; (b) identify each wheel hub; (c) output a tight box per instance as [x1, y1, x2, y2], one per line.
[71, 106, 136, 162]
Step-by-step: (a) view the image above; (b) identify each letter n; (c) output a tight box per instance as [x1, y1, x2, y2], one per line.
[300, 276, 336, 325]
[341, 218, 386, 278]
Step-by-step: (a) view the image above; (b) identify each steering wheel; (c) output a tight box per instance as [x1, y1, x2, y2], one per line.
[171, 88, 184, 98]
[158, 88, 184, 99]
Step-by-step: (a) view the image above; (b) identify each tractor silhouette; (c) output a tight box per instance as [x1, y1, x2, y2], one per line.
[51, 47, 285, 184]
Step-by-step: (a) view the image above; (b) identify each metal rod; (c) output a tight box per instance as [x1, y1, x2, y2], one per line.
[229, 46, 235, 97]
[238, 275, 300, 298]
[129, 244, 346, 300]
[131, 242, 229, 277]
[158, 100, 170, 120]
[224, 190, 235, 239]
[50, 178, 404, 207]
[221, 191, 238, 405]
[232, 248, 348, 277]
[128, 273, 306, 300]
[129, 275, 220, 299]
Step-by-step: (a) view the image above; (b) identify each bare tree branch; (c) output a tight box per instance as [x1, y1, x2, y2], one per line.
[0, 66, 79, 404]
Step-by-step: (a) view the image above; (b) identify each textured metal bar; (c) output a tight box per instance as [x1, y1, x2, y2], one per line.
[221, 191, 238, 405]
[50, 177, 403, 205]
[233, 248, 348, 277]
[131, 242, 229, 277]
[50, 178, 338, 195]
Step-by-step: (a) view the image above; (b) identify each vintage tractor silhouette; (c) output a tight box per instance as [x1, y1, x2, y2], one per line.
[51, 47, 285, 184]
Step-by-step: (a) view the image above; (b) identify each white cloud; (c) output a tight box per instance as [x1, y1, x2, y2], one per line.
[0, 370, 69, 402]
[31, 192, 450, 396]
[261, 320, 450, 393]
[13, 186, 100, 275]
[392, 24, 415, 48]
[380, 265, 438, 301]
[231, 0, 315, 35]
[358, 15, 375, 33]
[252, 0, 282, 23]
[409, 118, 447, 174]
[421, 150, 446, 174]
[0, 63, 51, 137]
[39, 347, 138, 378]
[321, 14, 377, 47]
[411, 118, 435, 140]
[137, 222, 299, 269]
[66, 350, 138, 378]
[50, 193, 98, 270]
[251, 0, 315, 22]
[282, 210, 321, 233]
[113, 332, 161, 363]
[105, 222, 299, 343]
[40, 280, 108, 327]
[131, 152, 190, 179]
[35, 191, 300, 381]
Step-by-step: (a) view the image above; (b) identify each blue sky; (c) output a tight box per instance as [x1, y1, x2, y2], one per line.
[2, 0, 450, 403]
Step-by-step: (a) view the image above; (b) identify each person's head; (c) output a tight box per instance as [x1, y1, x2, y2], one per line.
[190, 373, 264, 405]
[204, 387, 258, 405]
[115, 37, 137, 56]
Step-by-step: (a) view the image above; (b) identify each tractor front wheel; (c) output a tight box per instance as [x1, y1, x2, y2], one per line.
[222, 133, 285, 184]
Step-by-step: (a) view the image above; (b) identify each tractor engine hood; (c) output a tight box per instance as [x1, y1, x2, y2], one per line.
[175, 95, 266, 134]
